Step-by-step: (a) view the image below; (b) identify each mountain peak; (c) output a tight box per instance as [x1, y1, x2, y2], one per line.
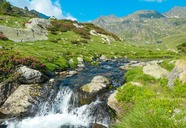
[164, 6, 186, 18]
[124, 10, 165, 20]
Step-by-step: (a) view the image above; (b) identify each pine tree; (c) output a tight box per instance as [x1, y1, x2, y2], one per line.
[0, 0, 12, 14]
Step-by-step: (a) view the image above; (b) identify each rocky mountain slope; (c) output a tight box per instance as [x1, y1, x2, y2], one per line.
[92, 6, 186, 44]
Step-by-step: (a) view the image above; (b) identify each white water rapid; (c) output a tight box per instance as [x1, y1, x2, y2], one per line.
[4, 87, 110, 128]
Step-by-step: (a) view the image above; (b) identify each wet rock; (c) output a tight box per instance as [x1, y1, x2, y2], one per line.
[17, 66, 48, 84]
[67, 71, 78, 77]
[79, 76, 111, 105]
[92, 123, 107, 128]
[81, 76, 110, 93]
[0, 84, 34, 116]
[107, 91, 123, 116]
[0, 79, 20, 107]
[0, 82, 57, 117]
[143, 62, 169, 79]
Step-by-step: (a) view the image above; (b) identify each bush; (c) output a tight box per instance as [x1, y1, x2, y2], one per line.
[0, 0, 12, 14]
[177, 42, 186, 53]
[71, 39, 88, 45]
[0, 33, 8, 40]
[0, 50, 47, 81]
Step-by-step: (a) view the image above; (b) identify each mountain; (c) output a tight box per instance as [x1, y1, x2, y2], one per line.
[92, 7, 186, 43]
[30, 10, 50, 19]
[164, 6, 186, 18]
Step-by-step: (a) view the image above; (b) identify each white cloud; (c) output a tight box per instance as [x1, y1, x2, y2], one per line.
[141, 0, 166, 3]
[7, 0, 76, 20]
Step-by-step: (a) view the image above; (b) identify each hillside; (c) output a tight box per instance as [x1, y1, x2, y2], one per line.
[92, 7, 186, 44]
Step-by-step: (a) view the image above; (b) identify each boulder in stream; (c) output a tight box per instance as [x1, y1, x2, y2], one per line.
[81, 76, 110, 93]
[79, 76, 111, 105]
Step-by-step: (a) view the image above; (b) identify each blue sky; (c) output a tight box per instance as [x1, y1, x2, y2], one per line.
[8, 0, 186, 22]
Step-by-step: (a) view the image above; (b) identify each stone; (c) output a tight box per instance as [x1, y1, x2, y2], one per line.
[92, 123, 107, 128]
[0, 82, 57, 116]
[77, 57, 84, 62]
[130, 60, 138, 64]
[59, 71, 68, 76]
[17, 66, 47, 84]
[168, 59, 186, 87]
[107, 91, 123, 116]
[0, 85, 33, 115]
[119, 65, 129, 70]
[77, 63, 85, 68]
[91, 76, 110, 84]
[81, 76, 110, 93]
[100, 55, 107, 61]
[0, 79, 20, 107]
[143, 62, 169, 79]
[68, 71, 78, 76]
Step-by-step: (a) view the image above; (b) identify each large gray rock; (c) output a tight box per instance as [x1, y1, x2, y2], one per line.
[0, 80, 20, 107]
[0, 82, 57, 116]
[17, 66, 47, 84]
[168, 59, 186, 88]
[143, 62, 169, 79]
[107, 91, 124, 116]
[81, 76, 110, 93]
[0, 84, 33, 115]
[0, 18, 50, 42]
[79, 76, 111, 105]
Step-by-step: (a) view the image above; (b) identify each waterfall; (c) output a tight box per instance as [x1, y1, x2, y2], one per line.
[4, 87, 110, 128]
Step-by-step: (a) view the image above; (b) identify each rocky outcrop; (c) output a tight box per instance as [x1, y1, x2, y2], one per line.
[143, 61, 169, 79]
[90, 30, 115, 44]
[0, 79, 20, 107]
[17, 66, 48, 84]
[0, 18, 50, 42]
[81, 76, 110, 93]
[168, 59, 186, 88]
[107, 91, 123, 116]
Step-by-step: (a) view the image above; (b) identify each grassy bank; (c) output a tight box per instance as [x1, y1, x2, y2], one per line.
[113, 66, 186, 128]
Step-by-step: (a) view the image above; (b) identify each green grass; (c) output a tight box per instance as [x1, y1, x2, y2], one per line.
[162, 32, 186, 49]
[113, 66, 186, 128]
[0, 28, 178, 74]
[0, 15, 29, 28]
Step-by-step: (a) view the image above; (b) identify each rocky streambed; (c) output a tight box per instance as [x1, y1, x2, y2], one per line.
[0, 59, 129, 128]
